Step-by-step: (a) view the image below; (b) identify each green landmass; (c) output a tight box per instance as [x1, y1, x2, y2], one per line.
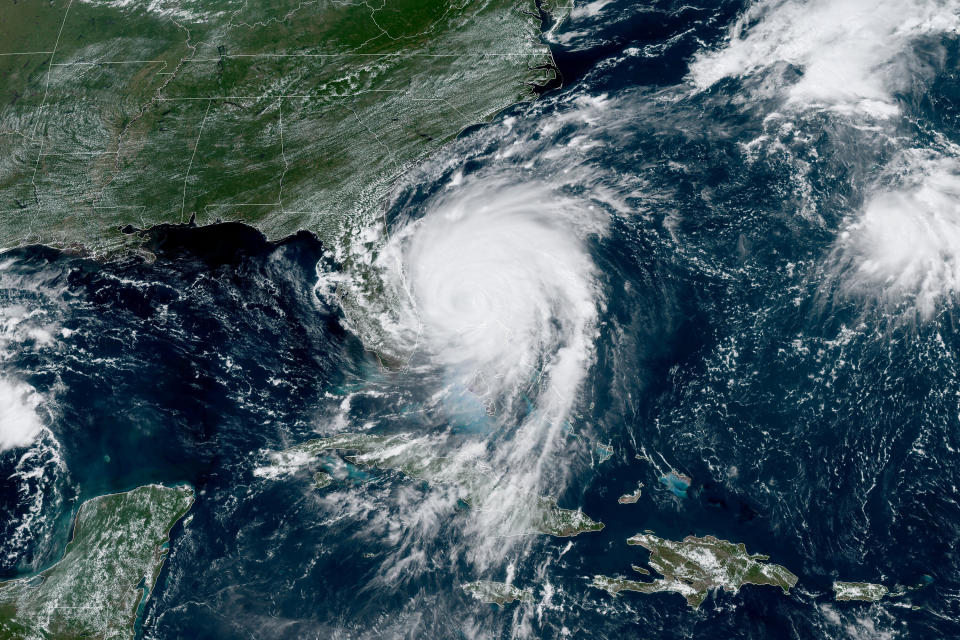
[0, 484, 194, 639]
[591, 533, 798, 609]
[833, 576, 932, 602]
[533, 496, 604, 537]
[265, 432, 604, 537]
[833, 581, 889, 602]
[461, 580, 532, 606]
[312, 471, 333, 489]
[0, 0, 563, 253]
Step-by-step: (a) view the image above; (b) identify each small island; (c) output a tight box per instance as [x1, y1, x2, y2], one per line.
[592, 533, 798, 609]
[0, 484, 194, 639]
[462, 581, 533, 606]
[534, 498, 605, 537]
[596, 443, 614, 464]
[833, 576, 932, 602]
[313, 471, 333, 489]
[618, 483, 644, 504]
[833, 581, 889, 601]
[659, 471, 692, 498]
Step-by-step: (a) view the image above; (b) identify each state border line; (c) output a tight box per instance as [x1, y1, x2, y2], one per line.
[47, 52, 551, 66]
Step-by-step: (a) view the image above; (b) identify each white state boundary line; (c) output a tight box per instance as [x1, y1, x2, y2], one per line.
[28, 0, 74, 211]
[44, 52, 551, 65]
[179, 99, 213, 223]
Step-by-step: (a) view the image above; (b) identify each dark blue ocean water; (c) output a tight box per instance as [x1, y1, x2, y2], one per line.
[3, 1, 960, 638]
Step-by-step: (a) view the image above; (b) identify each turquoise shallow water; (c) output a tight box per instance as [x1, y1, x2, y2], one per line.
[659, 472, 691, 499]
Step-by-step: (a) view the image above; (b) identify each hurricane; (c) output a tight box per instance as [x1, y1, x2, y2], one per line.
[312, 175, 607, 566]
[825, 148, 960, 319]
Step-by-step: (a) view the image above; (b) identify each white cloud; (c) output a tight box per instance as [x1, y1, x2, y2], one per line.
[0, 378, 44, 452]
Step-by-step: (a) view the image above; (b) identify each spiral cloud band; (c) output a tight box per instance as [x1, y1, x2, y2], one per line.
[383, 184, 600, 421]
[316, 177, 606, 554]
